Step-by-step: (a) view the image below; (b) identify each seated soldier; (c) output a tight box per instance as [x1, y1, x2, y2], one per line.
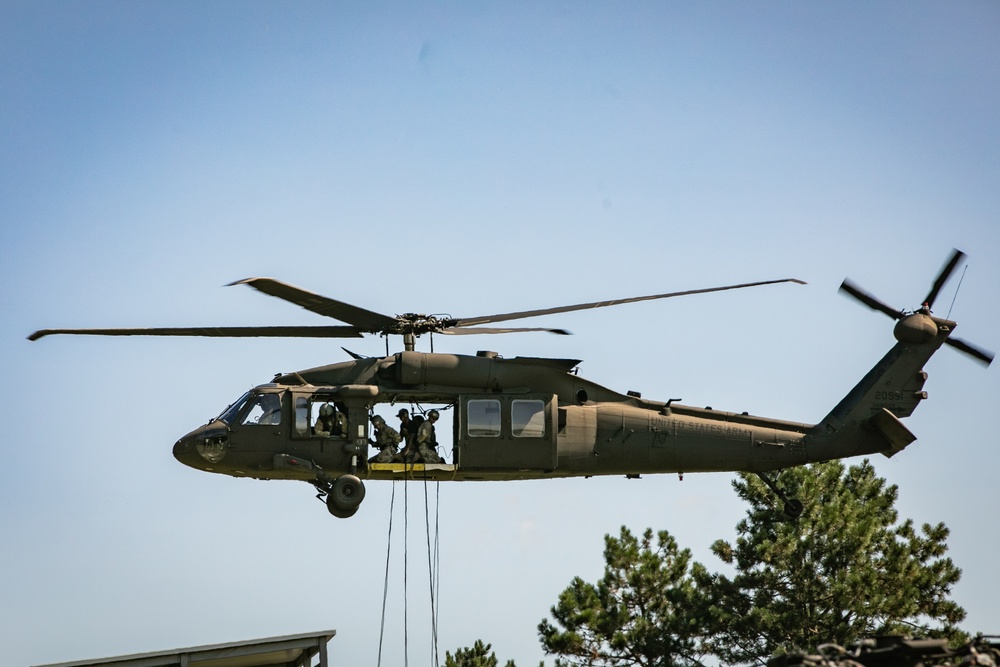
[314, 403, 347, 437]
[368, 414, 402, 463]
[413, 409, 443, 464]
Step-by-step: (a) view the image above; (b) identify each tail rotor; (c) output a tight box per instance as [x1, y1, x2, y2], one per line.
[839, 248, 993, 367]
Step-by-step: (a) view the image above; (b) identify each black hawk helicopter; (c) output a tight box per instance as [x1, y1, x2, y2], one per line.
[29, 250, 991, 518]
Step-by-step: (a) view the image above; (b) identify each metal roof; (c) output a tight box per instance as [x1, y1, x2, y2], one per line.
[32, 629, 336, 667]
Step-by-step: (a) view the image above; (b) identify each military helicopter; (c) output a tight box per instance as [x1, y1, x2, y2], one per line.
[29, 250, 991, 519]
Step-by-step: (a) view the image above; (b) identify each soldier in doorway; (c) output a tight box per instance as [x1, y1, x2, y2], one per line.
[397, 408, 416, 458]
[368, 414, 402, 463]
[414, 409, 443, 463]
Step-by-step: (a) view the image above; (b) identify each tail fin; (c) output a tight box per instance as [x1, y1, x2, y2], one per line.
[810, 329, 949, 461]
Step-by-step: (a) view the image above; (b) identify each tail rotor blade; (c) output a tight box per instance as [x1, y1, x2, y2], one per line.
[945, 336, 994, 366]
[839, 279, 903, 319]
[923, 248, 966, 309]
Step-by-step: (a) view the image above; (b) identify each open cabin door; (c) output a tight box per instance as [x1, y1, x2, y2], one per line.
[455, 394, 557, 470]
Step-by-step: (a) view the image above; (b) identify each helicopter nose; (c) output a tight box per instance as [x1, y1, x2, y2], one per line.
[172, 432, 200, 468]
[173, 423, 230, 469]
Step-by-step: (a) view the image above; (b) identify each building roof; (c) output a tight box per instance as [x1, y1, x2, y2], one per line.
[32, 629, 336, 667]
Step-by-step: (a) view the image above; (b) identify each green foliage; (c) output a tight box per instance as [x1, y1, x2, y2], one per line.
[443, 639, 516, 667]
[707, 460, 966, 664]
[538, 526, 717, 667]
[538, 460, 968, 667]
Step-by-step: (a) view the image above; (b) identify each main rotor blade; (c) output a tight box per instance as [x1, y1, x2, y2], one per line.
[839, 279, 904, 320]
[441, 326, 572, 336]
[945, 336, 994, 366]
[453, 278, 807, 328]
[924, 248, 966, 309]
[229, 278, 398, 332]
[28, 326, 364, 341]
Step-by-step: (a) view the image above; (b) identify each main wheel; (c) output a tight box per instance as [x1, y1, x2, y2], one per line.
[326, 500, 359, 519]
[329, 474, 366, 512]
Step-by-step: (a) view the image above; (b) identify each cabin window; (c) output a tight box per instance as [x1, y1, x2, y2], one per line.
[295, 397, 309, 436]
[240, 393, 282, 426]
[467, 399, 501, 437]
[512, 399, 545, 438]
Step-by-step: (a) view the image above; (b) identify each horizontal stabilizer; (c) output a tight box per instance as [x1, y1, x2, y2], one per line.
[870, 408, 917, 457]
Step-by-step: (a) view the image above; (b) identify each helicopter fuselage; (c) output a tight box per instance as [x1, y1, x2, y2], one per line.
[172, 343, 923, 497]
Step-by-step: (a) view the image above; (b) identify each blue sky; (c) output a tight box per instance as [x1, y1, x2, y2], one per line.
[3, 3, 999, 666]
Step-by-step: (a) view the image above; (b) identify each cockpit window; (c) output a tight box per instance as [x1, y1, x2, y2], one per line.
[240, 393, 282, 426]
[217, 390, 253, 425]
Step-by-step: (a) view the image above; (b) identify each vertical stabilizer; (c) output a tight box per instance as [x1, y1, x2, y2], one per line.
[808, 328, 948, 462]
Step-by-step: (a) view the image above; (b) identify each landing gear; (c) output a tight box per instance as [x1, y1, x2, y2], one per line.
[782, 498, 804, 519]
[315, 474, 367, 519]
[755, 472, 803, 519]
[330, 474, 366, 510]
[326, 500, 359, 519]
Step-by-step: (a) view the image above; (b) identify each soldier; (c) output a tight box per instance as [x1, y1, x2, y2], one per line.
[368, 414, 402, 463]
[314, 403, 347, 437]
[397, 408, 416, 460]
[414, 409, 443, 463]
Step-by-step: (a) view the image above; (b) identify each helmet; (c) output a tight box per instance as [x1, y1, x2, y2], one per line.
[319, 403, 334, 417]
[371, 415, 385, 426]
[427, 409, 440, 420]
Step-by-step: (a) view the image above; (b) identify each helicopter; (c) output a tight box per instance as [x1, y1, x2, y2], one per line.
[29, 250, 992, 519]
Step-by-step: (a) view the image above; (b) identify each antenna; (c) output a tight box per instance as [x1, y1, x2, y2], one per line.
[945, 264, 968, 320]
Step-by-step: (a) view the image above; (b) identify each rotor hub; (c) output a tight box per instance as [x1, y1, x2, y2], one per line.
[395, 313, 458, 336]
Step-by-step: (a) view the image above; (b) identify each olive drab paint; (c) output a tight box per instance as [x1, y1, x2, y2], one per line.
[29, 250, 991, 519]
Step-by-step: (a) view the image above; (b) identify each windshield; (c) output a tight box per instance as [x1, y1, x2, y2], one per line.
[217, 390, 253, 425]
[239, 393, 282, 426]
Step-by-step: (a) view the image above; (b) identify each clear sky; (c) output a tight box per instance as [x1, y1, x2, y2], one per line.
[2, 2, 999, 666]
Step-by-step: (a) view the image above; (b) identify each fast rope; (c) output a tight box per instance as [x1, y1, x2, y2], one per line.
[423, 478, 441, 666]
[376, 473, 443, 667]
[404, 474, 410, 667]
[376, 480, 396, 667]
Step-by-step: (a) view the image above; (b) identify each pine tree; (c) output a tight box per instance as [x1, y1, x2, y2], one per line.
[707, 460, 966, 664]
[538, 526, 716, 667]
[537, 460, 967, 667]
[443, 639, 516, 667]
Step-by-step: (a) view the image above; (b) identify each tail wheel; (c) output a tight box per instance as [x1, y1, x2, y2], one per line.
[329, 474, 366, 512]
[783, 499, 804, 519]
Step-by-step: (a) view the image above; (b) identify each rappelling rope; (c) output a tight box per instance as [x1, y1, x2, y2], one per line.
[404, 473, 410, 667]
[435, 481, 441, 647]
[376, 479, 397, 667]
[378, 449, 444, 667]
[423, 478, 441, 666]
